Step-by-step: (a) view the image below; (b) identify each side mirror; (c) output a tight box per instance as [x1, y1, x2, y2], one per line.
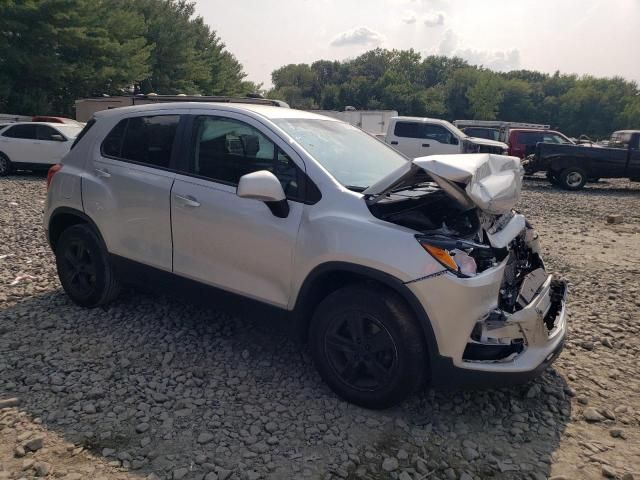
[237, 170, 289, 218]
[50, 134, 65, 141]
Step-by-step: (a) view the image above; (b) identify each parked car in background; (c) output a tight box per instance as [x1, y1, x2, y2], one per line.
[44, 101, 567, 408]
[460, 126, 501, 141]
[524, 130, 640, 190]
[0, 122, 83, 175]
[453, 120, 550, 143]
[385, 117, 508, 158]
[32, 116, 85, 127]
[508, 129, 574, 158]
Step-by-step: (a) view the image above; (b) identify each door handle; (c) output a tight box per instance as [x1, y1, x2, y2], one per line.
[390, 141, 398, 145]
[95, 168, 111, 178]
[422, 143, 430, 147]
[174, 194, 200, 208]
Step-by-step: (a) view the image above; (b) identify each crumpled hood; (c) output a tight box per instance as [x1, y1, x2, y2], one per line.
[364, 153, 523, 214]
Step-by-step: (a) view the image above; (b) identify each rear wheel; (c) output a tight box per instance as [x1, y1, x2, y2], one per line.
[0, 153, 11, 176]
[55, 224, 120, 307]
[309, 284, 427, 409]
[559, 167, 587, 190]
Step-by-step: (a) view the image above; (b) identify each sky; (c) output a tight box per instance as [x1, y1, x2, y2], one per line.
[193, 0, 640, 88]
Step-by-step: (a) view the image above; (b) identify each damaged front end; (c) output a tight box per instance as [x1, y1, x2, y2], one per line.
[461, 220, 567, 365]
[367, 153, 568, 373]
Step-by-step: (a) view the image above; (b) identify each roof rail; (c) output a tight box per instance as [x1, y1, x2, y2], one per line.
[128, 94, 290, 108]
[453, 120, 550, 130]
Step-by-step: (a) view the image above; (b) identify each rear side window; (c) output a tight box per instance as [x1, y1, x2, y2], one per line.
[101, 115, 180, 168]
[517, 132, 542, 145]
[394, 121, 424, 139]
[71, 118, 96, 149]
[2, 124, 37, 139]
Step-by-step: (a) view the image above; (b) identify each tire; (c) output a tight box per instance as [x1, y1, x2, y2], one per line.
[546, 171, 560, 185]
[309, 283, 427, 409]
[558, 167, 587, 190]
[0, 153, 11, 176]
[55, 224, 120, 307]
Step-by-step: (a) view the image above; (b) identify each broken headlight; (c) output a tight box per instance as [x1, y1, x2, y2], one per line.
[416, 235, 505, 277]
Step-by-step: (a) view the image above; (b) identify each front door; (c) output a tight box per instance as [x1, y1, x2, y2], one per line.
[417, 124, 460, 156]
[171, 113, 304, 308]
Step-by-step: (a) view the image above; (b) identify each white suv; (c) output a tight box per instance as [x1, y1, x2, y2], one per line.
[44, 101, 568, 409]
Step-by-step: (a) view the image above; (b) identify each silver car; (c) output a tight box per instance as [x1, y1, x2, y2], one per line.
[44, 101, 568, 409]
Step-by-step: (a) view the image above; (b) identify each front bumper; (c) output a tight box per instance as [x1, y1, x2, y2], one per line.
[407, 259, 568, 386]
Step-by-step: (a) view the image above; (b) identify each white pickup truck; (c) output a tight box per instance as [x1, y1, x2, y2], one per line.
[384, 116, 508, 158]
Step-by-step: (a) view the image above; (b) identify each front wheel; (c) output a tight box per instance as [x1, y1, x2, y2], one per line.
[55, 224, 120, 307]
[309, 284, 427, 409]
[546, 171, 560, 185]
[559, 167, 587, 190]
[0, 153, 12, 176]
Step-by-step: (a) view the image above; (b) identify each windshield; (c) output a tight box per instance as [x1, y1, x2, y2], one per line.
[273, 118, 409, 189]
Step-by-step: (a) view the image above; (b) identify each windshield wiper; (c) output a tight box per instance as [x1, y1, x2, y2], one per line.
[345, 185, 367, 192]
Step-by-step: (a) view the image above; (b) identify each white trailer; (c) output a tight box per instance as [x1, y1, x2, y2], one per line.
[313, 110, 398, 136]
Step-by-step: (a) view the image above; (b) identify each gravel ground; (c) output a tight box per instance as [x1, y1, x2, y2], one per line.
[1, 174, 639, 480]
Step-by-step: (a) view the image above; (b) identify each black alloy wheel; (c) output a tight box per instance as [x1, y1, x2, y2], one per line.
[324, 311, 399, 392]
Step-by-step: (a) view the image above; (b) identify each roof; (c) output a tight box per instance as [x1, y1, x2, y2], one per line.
[93, 102, 339, 122]
[0, 121, 82, 129]
[612, 130, 640, 134]
[392, 116, 451, 125]
[508, 128, 561, 133]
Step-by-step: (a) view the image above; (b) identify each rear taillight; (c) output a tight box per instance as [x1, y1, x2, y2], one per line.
[47, 164, 62, 190]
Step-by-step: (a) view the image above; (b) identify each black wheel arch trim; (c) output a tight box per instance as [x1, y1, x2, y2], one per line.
[47, 206, 107, 252]
[292, 261, 441, 371]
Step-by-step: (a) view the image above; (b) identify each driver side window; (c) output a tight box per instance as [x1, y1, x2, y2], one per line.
[191, 116, 301, 199]
[424, 125, 453, 144]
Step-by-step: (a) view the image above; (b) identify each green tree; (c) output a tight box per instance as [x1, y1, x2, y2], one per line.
[0, 0, 151, 115]
[130, 0, 248, 95]
[466, 72, 503, 120]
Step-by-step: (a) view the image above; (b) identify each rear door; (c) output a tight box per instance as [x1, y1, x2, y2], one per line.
[386, 121, 421, 158]
[82, 113, 183, 271]
[0, 124, 39, 163]
[417, 124, 460, 156]
[170, 112, 305, 307]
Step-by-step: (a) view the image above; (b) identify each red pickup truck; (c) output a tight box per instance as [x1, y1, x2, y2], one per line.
[508, 129, 574, 158]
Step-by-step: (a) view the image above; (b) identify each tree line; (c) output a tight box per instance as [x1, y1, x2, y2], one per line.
[267, 49, 640, 139]
[0, 0, 257, 117]
[2, 3, 639, 139]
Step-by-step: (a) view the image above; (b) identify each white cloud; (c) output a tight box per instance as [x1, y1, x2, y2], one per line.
[438, 30, 520, 71]
[402, 12, 417, 24]
[438, 29, 457, 55]
[330, 26, 385, 47]
[458, 49, 521, 71]
[423, 12, 445, 27]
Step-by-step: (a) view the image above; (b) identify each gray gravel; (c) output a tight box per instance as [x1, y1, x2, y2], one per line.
[1, 174, 639, 480]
